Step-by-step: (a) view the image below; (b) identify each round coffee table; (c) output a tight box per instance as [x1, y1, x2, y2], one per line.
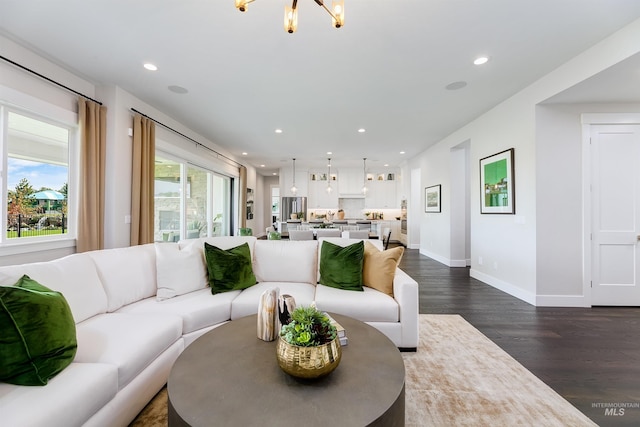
[168, 313, 405, 426]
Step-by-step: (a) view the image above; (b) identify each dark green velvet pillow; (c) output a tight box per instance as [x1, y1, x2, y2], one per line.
[0, 275, 77, 386]
[319, 240, 365, 291]
[204, 242, 257, 294]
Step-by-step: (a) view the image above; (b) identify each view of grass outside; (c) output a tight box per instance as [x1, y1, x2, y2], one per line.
[6, 177, 68, 238]
[6, 111, 70, 239]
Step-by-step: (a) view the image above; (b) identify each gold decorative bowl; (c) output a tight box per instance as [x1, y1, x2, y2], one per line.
[276, 336, 342, 379]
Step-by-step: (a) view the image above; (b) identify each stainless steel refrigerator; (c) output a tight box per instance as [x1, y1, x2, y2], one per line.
[281, 197, 307, 221]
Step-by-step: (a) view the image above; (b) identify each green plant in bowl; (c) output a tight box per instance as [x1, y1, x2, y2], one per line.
[277, 306, 342, 379]
[280, 306, 337, 346]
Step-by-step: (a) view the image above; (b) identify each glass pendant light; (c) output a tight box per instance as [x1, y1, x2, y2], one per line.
[290, 158, 297, 194]
[362, 157, 368, 195]
[326, 158, 333, 193]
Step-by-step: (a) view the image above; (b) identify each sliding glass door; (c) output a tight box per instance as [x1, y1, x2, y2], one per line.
[155, 154, 231, 242]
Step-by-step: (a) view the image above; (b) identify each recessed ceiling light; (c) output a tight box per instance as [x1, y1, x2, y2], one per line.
[260, 164, 265, 167]
[272, 172, 277, 175]
[275, 129, 283, 134]
[358, 128, 366, 133]
[474, 56, 489, 65]
[143, 63, 158, 71]
[384, 164, 389, 167]
[242, 152, 248, 156]
[327, 151, 332, 155]
[168, 85, 188, 94]
[400, 151, 405, 154]
[446, 81, 467, 91]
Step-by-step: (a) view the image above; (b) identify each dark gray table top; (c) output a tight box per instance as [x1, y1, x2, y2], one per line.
[168, 313, 405, 426]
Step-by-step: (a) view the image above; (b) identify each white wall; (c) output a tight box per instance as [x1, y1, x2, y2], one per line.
[411, 18, 640, 306]
[450, 140, 470, 267]
[96, 85, 259, 248]
[417, 139, 453, 265]
[1, 36, 260, 262]
[535, 102, 640, 306]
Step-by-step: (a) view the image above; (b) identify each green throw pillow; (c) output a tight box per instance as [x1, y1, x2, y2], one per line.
[204, 242, 257, 294]
[0, 275, 77, 386]
[319, 240, 365, 291]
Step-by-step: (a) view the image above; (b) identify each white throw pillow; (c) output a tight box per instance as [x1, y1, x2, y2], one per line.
[155, 242, 208, 301]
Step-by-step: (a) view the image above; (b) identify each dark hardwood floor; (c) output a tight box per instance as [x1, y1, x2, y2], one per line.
[398, 247, 640, 427]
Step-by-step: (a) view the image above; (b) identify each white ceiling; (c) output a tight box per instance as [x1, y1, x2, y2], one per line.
[2, 0, 640, 175]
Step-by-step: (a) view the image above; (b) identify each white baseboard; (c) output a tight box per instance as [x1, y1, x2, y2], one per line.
[419, 249, 469, 268]
[449, 259, 468, 268]
[535, 294, 590, 307]
[420, 249, 451, 266]
[469, 269, 536, 306]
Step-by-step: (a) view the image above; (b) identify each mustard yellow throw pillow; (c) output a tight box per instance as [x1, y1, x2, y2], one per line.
[363, 241, 404, 297]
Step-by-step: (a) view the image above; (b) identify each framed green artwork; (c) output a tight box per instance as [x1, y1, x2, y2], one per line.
[425, 185, 441, 213]
[480, 148, 515, 214]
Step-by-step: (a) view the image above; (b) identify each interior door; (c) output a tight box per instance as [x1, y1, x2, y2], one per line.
[591, 124, 640, 305]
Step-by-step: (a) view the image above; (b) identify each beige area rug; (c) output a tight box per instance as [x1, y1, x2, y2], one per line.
[131, 314, 596, 426]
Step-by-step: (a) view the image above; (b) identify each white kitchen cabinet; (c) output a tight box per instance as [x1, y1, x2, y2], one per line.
[365, 176, 397, 209]
[338, 169, 365, 196]
[308, 173, 339, 208]
[389, 220, 401, 241]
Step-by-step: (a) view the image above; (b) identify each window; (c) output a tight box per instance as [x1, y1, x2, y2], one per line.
[2, 109, 73, 243]
[155, 154, 231, 242]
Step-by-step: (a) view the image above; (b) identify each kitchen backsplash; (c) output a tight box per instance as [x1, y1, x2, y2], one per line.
[309, 204, 402, 221]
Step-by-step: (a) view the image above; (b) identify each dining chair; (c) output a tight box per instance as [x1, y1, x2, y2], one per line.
[315, 229, 342, 238]
[342, 230, 370, 239]
[340, 225, 358, 231]
[382, 227, 392, 250]
[288, 230, 314, 241]
[355, 221, 371, 231]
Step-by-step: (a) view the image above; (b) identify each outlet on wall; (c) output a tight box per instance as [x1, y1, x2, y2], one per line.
[493, 261, 498, 270]
[478, 256, 483, 265]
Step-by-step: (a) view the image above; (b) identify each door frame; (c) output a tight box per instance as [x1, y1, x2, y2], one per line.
[581, 113, 640, 306]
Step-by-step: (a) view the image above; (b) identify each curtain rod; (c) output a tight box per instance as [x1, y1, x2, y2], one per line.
[0, 55, 103, 105]
[130, 108, 243, 168]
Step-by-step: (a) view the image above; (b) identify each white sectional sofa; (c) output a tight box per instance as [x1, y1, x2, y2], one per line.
[0, 236, 419, 427]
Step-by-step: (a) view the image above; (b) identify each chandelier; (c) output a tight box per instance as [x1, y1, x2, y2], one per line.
[235, 0, 345, 34]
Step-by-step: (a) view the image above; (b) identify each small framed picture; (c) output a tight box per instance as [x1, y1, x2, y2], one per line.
[425, 185, 441, 213]
[480, 148, 515, 214]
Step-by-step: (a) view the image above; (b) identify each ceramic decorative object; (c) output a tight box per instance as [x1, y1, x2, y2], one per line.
[276, 336, 342, 379]
[276, 294, 296, 334]
[257, 287, 279, 341]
